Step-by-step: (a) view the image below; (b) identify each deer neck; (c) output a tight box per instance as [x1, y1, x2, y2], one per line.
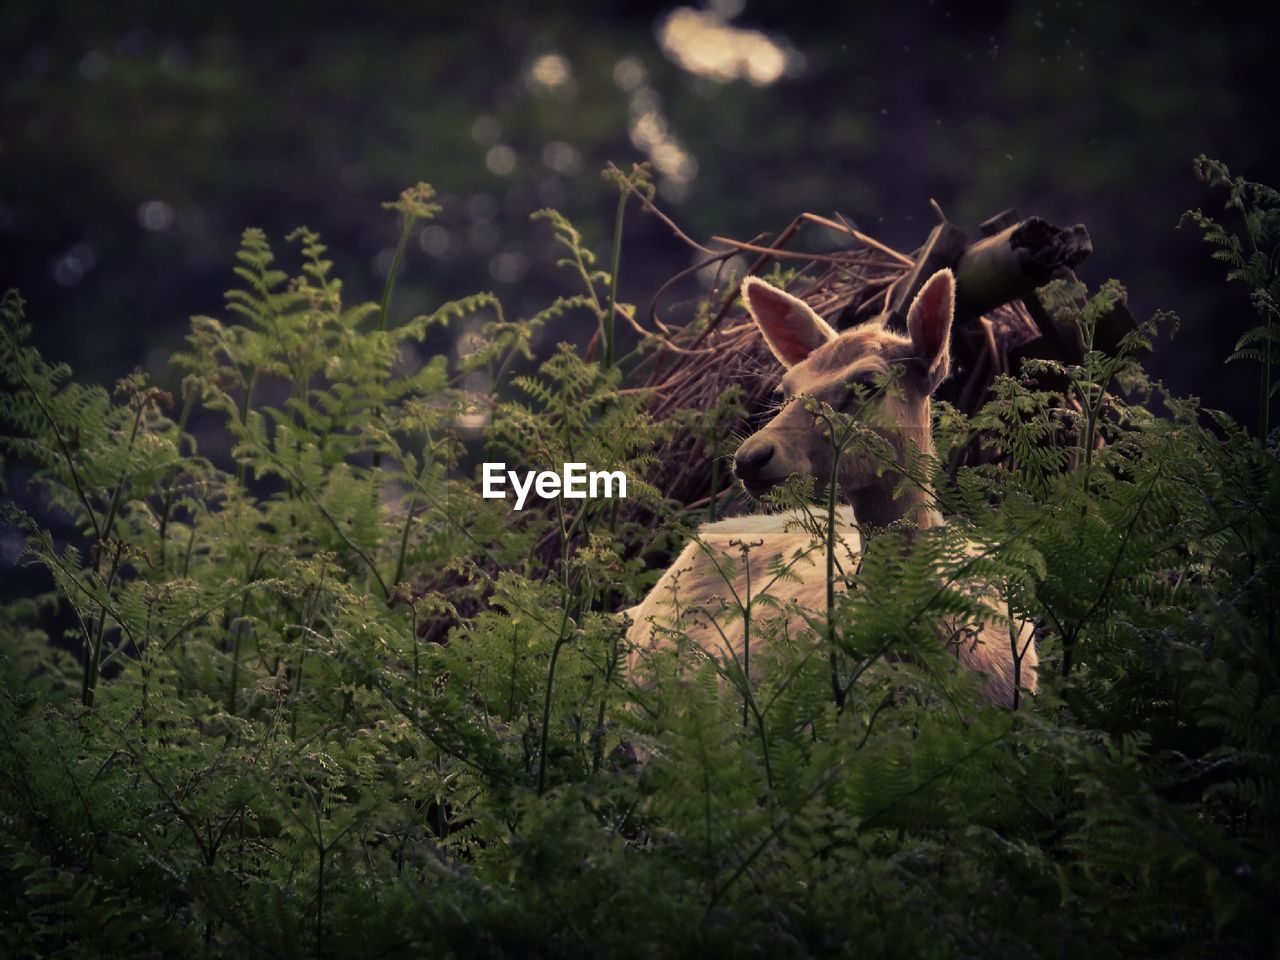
[849, 480, 942, 533]
[848, 418, 943, 533]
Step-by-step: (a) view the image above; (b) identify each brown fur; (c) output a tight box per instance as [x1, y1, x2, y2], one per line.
[625, 507, 861, 673]
[626, 270, 1037, 707]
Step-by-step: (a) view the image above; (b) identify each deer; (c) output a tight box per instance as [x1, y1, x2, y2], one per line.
[625, 268, 1037, 708]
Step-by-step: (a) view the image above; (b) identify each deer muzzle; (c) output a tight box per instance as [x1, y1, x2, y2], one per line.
[734, 436, 786, 497]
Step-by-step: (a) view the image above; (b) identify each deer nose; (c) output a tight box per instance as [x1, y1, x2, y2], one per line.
[734, 440, 775, 480]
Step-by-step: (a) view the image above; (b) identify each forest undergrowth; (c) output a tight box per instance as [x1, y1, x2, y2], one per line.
[0, 157, 1277, 958]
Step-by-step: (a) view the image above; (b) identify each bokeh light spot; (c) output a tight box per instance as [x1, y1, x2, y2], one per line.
[137, 199, 174, 231]
[612, 56, 647, 91]
[470, 115, 500, 145]
[50, 242, 96, 287]
[467, 193, 499, 222]
[485, 144, 517, 176]
[419, 225, 452, 258]
[528, 53, 573, 94]
[657, 7, 796, 86]
[372, 247, 397, 278]
[468, 221, 499, 252]
[78, 50, 107, 80]
[489, 251, 529, 284]
[537, 177, 568, 207]
[541, 141, 582, 175]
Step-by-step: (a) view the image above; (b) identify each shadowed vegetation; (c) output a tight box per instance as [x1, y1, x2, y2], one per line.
[0, 160, 1277, 958]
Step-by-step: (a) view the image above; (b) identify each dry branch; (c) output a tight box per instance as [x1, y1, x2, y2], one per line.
[632, 200, 1096, 511]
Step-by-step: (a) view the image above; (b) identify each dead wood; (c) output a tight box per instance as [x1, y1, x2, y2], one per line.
[952, 217, 1092, 325]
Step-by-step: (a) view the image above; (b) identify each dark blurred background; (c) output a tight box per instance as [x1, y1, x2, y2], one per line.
[2, 0, 1278, 421]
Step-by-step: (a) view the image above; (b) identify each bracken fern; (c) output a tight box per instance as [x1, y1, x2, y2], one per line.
[1, 161, 1278, 958]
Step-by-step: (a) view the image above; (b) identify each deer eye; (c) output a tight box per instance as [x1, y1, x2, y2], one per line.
[836, 376, 879, 409]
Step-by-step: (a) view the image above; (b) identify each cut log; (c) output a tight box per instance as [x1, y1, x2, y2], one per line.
[953, 218, 1092, 323]
[844, 214, 1092, 335]
[978, 208, 1021, 237]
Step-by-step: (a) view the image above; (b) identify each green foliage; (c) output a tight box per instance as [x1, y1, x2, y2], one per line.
[1183, 154, 1280, 435]
[1, 163, 1279, 958]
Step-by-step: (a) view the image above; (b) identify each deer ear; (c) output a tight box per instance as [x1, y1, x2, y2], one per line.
[741, 277, 838, 368]
[906, 268, 955, 387]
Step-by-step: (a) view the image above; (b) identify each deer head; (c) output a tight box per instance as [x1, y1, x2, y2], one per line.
[732, 269, 955, 528]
